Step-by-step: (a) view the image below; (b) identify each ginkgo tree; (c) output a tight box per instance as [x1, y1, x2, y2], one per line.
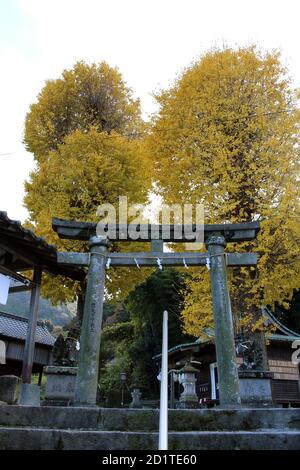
[24, 63, 151, 305]
[25, 61, 142, 162]
[146, 46, 300, 361]
[25, 128, 151, 303]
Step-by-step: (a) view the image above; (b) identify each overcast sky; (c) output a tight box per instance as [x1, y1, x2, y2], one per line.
[1, 0, 300, 222]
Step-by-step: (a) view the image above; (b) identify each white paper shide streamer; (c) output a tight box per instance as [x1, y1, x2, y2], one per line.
[0, 274, 10, 305]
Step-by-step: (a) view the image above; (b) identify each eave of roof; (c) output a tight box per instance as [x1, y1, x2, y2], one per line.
[268, 333, 300, 343]
[152, 337, 212, 360]
[0, 211, 85, 281]
[263, 306, 300, 338]
[153, 331, 299, 361]
[169, 339, 211, 354]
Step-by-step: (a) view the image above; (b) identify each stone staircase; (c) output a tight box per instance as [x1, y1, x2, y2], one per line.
[0, 406, 300, 450]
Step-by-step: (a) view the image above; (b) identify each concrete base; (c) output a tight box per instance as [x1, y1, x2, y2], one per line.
[239, 370, 274, 407]
[19, 384, 40, 407]
[0, 375, 21, 405]
[44, 366, 77, 405]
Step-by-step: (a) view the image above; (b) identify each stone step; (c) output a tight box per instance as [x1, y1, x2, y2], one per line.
[1, 406, 300, 431]
[0, 427, 299, 450]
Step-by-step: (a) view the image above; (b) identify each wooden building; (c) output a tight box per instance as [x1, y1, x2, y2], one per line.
[0, 311, 55, 381]
[164, 312, 300, 407]
[0, 211, 84, 391]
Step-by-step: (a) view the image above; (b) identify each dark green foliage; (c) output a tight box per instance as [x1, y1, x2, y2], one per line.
[127, 268, 192, 351]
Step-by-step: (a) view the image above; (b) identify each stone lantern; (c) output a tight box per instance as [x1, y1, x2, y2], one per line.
[178, 361, 199, 409]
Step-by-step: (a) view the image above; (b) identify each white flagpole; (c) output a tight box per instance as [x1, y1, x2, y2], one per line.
[159, 310, 168, 450]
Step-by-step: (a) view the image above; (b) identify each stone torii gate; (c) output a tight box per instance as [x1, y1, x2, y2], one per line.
[53, 218, 260, 408]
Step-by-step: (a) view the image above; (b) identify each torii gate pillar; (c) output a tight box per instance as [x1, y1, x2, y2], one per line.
[75, 236, 108, 406]
[206, 235, 241, 407]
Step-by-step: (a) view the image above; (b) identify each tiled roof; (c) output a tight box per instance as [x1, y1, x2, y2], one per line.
[0, 311, 55, 347]
[0, 211, 57, 252]
[0, 211, 85, 281]
[154, 331, 299, 360]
